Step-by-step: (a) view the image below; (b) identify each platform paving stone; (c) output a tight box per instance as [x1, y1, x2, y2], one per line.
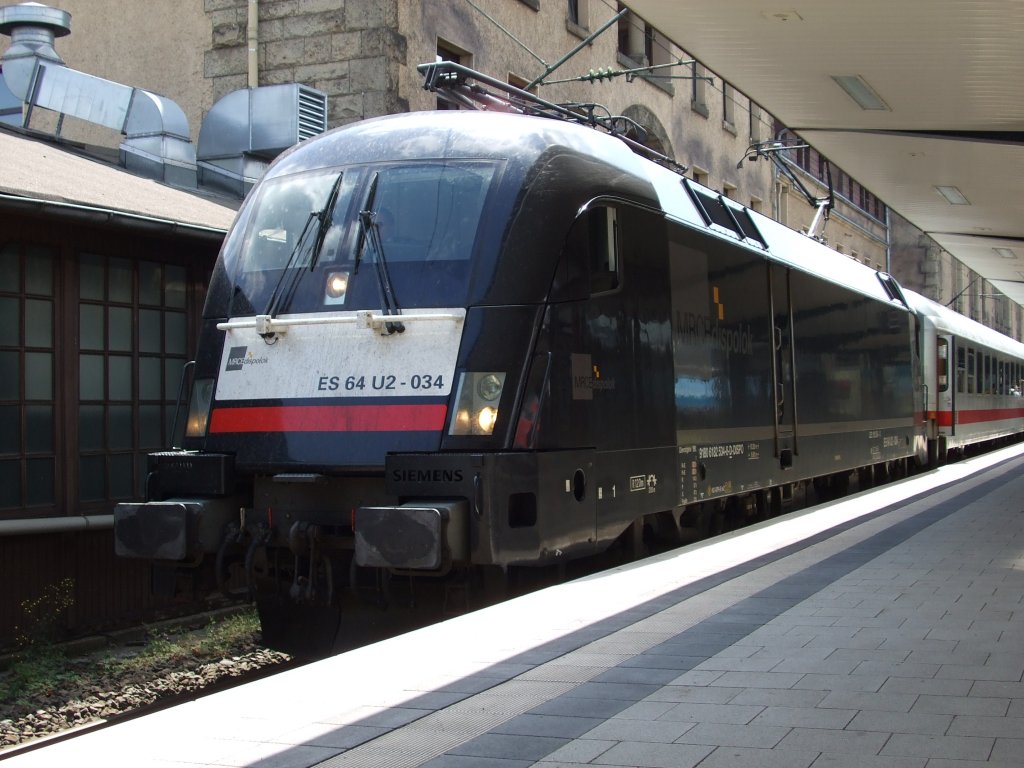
[587, 740, 714, 767]
[879, 733, 995, 760]
[11, 450, 1024, 768]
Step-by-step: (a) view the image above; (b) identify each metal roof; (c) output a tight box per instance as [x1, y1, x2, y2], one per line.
[625, 0, 1024, 306]
[0, 125, 237, 236]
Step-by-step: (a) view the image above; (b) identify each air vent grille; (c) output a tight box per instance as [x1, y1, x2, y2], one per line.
[297, 85, 328, 141]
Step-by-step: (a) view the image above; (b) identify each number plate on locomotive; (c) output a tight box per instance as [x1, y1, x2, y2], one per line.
[215, 309, 464, 400]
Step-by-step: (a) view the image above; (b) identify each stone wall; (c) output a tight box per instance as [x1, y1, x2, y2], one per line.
[205, 0, 407, 126]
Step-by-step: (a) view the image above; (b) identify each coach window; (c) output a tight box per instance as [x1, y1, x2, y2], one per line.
[936, 337, 949, 391]
[956, 346, 966, 393]
[983, 353, 991, 394]
[967, 348, 976, 393]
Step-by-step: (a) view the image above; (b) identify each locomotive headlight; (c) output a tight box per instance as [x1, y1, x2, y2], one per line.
[185, 378, 215, 438]
[324, 270, 349, 305]
[449, 372, 506, 435]
[477, 406, 498, 432]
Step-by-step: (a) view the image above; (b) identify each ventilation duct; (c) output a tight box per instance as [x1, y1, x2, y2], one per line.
[197, 83, 329, 197]
[0, 2, 198, 186]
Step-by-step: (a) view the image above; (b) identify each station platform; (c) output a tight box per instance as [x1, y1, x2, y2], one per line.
[7, 444, 1024, 768]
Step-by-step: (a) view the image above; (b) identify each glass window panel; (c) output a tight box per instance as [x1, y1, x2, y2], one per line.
[0, 459, 19, 508]
[136, 453, 148, 498]
[25, 405, 52, 453]
[25, 248, 54, 296]
[139, 404, 163, 449]
[164, 358, 187, 403]
[139, 356, 162, 400]
[79, 353, 104, 400]
[25, 299, 52, 348]
[165, 264, 186, 308]
[108, 257, 132, 303]
[0, 244, 19, 292]
[0, 296, 19, 346]
[108, 356, 132, 400]
[139, 309, 161, 353]
[108, 454, 133, 499]
[0, 405, 19, 453]
[79, 405, 104, 451]
[108, 306, 132, 351]
[139, 261, 161, 305]
[108, 404, 133, 451]
[80, 304, 105, 350]
[26, 457, 53, 506]
[0, 351, 19, 399]
[164, 311, 186, 355]
[79, 455, 105, 501]
[79, 254, 105, 300]
[24, 351, 52, 400]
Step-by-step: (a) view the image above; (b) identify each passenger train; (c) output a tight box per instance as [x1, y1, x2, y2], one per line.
[114, 63, 1024, 652]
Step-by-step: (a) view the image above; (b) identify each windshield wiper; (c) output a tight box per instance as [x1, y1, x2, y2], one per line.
[261, 173, 343, 329]
[356, 172, 404, 335]
[262, 209, 320, 324]
[308, 172, 344, 272]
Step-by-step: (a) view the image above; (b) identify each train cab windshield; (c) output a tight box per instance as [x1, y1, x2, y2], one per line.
[221, 160, 498, 316]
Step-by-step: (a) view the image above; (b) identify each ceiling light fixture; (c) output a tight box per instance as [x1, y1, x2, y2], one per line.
[831, 75, 890, 111]
[993, 247, 1016, 259]
[935, 185, 970, 205]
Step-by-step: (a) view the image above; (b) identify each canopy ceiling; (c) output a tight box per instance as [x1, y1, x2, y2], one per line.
[625, 0, 1024, 306]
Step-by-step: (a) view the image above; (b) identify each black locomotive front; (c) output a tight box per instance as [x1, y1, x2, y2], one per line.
[114, 111, 674, 646]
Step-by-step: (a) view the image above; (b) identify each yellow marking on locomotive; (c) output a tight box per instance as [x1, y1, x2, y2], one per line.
[713, 286, 725, 320]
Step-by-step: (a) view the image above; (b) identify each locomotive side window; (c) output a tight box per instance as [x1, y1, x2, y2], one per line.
[588, 206, 620, 294]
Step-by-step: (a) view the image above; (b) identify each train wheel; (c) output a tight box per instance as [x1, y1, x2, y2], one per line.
[257, 553, 343, 657]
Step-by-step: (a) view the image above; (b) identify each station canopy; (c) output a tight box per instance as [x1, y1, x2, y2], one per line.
[625, 0, 1024, 307]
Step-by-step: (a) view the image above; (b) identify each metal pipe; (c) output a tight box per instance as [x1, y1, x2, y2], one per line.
[0, 515, 113, 537]
[247, 0, 259, 88]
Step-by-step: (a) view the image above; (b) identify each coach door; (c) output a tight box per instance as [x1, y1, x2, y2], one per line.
[769, 264, 798, 467]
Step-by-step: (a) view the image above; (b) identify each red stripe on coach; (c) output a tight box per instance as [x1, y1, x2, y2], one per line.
[209, 404, 448, 433]
[935, 407, 1024, 427]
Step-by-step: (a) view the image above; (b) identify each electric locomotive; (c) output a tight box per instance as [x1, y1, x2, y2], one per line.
[115, 65, 930, 651]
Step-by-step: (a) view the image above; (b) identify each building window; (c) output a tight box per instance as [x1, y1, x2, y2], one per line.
[617, 5, 645, 64]
[722, 83, 736, 130]
[691, 61, 708, 117]
[749, 101, 762, 144]
[567, 0, 588, 30]
[78, 254, 189, 502]
[0, 242, 56, 513]
[435, 42, 468, 110]
[691, 165, 709, 187]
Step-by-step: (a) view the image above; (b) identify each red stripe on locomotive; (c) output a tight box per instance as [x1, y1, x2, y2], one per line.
[209, 404, 448, 433]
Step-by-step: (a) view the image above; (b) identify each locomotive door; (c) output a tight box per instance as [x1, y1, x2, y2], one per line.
[769, 264, 797, 467]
